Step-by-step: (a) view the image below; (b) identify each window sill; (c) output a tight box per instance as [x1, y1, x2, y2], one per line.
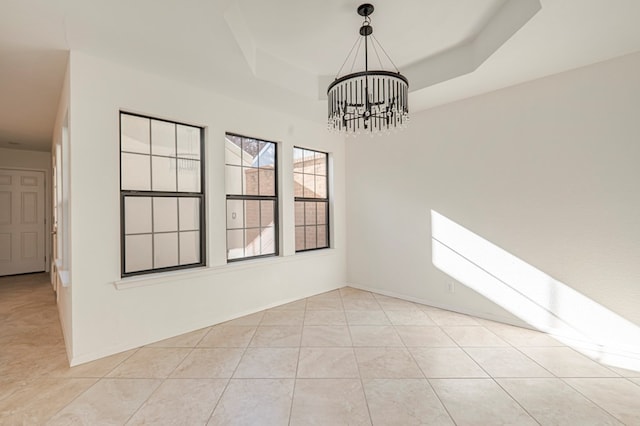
[114, 248, 337, 290]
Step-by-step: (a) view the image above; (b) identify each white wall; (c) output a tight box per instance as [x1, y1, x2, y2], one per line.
[346, 52, 640, 356]
[0, 147, 50, 170]
[67, 51, 346, 365]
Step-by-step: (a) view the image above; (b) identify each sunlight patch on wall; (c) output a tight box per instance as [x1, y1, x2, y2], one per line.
[431, 210, 640, 371]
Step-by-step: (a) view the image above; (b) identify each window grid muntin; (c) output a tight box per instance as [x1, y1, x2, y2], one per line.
[225, 133, 279, 262]
[294, 147, 329, 252]
[120, 112, 205, 277]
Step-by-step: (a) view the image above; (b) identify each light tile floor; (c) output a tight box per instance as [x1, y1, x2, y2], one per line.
[2, 273, 640, 425]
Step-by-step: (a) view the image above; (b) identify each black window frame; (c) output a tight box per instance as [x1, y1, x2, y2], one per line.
[120, 111, 206, 277]
[294, 146, 330, 252]
[225, 132, 279, 262]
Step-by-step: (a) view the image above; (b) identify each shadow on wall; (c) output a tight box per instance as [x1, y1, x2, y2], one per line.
[431, 210, 640, 372]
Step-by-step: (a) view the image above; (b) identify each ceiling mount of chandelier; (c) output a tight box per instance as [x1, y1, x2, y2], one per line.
[327, 3, 409, 136]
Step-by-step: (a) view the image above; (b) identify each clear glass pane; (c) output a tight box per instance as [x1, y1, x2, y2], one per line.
[225, 135, 242, 166]
[317, 225, 328, 248]
[177, 159, 200, 192]
[295, 226, 305, 251]
[227, 229, 244, 260]
[244, 168, 259, 195]
[305, 226, 317, 250]
[245, 200, 260, 228]
[153, 197, 178, 232]
[293, 173, 304, 197]
[242, 139, 259, 166]
[177, 124, 201, 160]
[226, 199, 244, 229]
[315, 152, 327, 175]
[261, 200, 275, 227]
[293, 148, 304, 172]
[225, 165, 242, 195]
[151, 119, 176, 157]
[179, 197, 200, 231]
[125, 197, 152, 234]
[294, 201, 304, 227]
[315, 175, 327, 199]
[303, 150, 315, 173]
[258, 143, 275, 168]
[259, 169, 275, 196]
[154, 232, 179, 268]
[260, 227, 275, 255]
[152, 156, 177, 191]
[305, 202, 317, 225]
[303, 174, 316, 198]
[121, 153, 151, 190]
[125, 234, 152, 272]
[317, 202, 327, 225]
[245, 228, 260, 257]
[179, 231, 200, 265]
[121, 114, 150, 154]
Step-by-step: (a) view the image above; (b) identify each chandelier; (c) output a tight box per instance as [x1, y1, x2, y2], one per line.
[328, 3, 409, 135]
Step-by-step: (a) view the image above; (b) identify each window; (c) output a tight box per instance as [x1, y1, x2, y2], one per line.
[294, 147, 329, 251]
[120, 112, 205, 276]
[225, 133, 278, 261]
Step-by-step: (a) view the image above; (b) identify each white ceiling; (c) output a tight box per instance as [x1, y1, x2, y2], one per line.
[1, 0, 640, 152]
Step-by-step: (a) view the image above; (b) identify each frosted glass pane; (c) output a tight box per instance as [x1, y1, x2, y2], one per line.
[121, 153, 151, 190]
[227, 229, 244, 260]
[179, 231, 200, 265]
[154, 232, 178, 268]
[177, 125, 201, 160]
[152, 156, 177, 191]
[125, 197, 152, 234]
[125, 234, 152, 272]
[225, 165, 242, 194]
[153, 197, 178, 232]
[151, 120, 176, 156]
[121, 114, 150, 154]
[177, 160, 200, 192]
[226, 199, 244, 229]
[179, 198, 200, 231]
[245, 200, 260, 228]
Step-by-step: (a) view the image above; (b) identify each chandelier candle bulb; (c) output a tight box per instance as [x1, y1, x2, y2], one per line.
[327, 3, 409, 136]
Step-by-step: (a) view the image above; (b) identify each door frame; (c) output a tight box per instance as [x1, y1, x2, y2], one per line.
[0, 166, 51, 277]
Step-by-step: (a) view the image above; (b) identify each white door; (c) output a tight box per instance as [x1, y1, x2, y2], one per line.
[0, 169, 46, 276]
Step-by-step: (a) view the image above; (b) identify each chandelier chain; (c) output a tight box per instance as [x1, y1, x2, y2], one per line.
[349, 37, 364, 75]
[371, 35, 400, 73]
[334, 34, 362, 79]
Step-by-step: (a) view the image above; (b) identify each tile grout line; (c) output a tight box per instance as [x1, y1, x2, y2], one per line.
[342, 289, 374, 426]
[122, 329, 211, 424]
